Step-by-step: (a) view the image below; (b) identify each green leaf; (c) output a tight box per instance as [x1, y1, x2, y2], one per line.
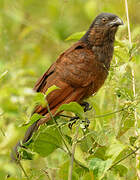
[59, 161, 77, 180]
[34, 92, 46, 106]
[21, 113, 42, 127]
[0, 70, 8, 80]
[80, 133, 93, 152]
[80, 130, 111, 150]
[57, 102, 84, 119]
[89, 158, 112, 179]
[114, 147, 132, 164]
[59, 160, 87, 180]
[112, 164, 128, 177]
[45, 85, 60, 96]
[32, 125, 62, 157]
[65, 31, 85, 41]
[0, 170, 6, 180]
[117, 114, 135, 138]
[106, 139, 126, 162]
[129, 136, 137, 146]
[27, 113, 42, 126]
[18, 147, 34, 160]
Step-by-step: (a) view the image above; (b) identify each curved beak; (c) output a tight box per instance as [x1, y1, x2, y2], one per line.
[109, 17, 124, 27]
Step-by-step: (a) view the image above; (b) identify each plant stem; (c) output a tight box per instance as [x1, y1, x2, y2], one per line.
[109, 146, 140, 170]
[124, 0, 140, 179]
[46, 101, 88, 171]
[94, 106, 130, 118]
[68, 123, 80, 180]
[18, 161, 29, 179]
[60, 105, 133, 119]
[125, 0, 131, 45]
[46, 101, 71, 156]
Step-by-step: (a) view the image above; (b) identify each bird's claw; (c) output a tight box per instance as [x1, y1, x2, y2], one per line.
[68, 116, 90, 130]
[80, 102, 92, 112]
[60, 102, 92, 129]
[68, 116, 79, 129]
[82, 117, 90, 129]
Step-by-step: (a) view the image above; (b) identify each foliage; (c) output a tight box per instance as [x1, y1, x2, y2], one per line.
[0, 0, 140, 179]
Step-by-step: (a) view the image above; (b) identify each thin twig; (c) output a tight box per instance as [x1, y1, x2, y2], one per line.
[68, 123, 80, 180]
[73, 159, 88, 170]
[45, 100, 71, 156]
[94, 106, 130, 118]
[46, 104, 88, 170]
[42, 169, 52, 180]
[18, 161, 29, 179]
[60, 105, 133, 119]
[109, 146, 140, 170]
[46, 102, 88, 170]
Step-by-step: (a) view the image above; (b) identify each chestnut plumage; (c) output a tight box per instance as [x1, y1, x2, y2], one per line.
[11, 13, 123, 161]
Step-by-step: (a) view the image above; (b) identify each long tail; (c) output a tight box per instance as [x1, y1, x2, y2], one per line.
[11, 121, 39, 161]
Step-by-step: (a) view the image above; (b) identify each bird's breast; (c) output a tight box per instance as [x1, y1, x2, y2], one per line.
[92, 44, 114, 69]
[85, 60, 108, 98]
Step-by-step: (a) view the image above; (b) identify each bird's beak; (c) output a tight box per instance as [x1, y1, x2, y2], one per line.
[109, 17, 124, 27]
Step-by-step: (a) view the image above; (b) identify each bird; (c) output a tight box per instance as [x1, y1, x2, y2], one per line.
[12, 12, 123, 161]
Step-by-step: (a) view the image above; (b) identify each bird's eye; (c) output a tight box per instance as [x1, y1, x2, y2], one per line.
[102, 18, 107, 23]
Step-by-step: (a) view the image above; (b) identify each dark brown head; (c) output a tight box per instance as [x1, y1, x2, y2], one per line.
[81, 13, 123, 46]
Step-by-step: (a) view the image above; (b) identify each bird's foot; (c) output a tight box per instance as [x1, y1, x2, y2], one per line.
[68, 116, 90, 129]
[68, 116, 79, 129]
[81, 117, 90, 129]
[80, 101, 92, 112]
[59, 102, 92, 129]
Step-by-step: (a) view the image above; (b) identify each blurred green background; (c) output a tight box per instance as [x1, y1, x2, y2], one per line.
[0, 0, 140, 179]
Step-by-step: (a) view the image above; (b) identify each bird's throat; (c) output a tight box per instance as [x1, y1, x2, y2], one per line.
[91, 43, 114, 69]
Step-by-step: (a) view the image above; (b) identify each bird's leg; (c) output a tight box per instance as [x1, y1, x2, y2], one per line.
[80, 101, 92, 112]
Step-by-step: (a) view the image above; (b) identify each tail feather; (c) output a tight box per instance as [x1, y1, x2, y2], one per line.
[11, 121, 38, 161]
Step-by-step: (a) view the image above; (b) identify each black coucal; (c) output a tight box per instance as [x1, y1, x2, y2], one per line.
[12, 13, 123, 160]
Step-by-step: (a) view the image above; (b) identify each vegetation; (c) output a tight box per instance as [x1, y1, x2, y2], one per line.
[0, 0, 140, 179]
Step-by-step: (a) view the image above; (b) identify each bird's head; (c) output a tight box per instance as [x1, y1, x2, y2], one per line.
[93, 13, 123, 29]
[81, 13, 123, 46]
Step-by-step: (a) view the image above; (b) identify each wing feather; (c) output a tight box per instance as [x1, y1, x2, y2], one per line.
[32, 41, 92, 124]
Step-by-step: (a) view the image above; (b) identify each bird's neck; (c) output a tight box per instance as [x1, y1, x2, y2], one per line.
[81, 28, 116, 69]
[81, 27, 116, 46]
[93, 43, 114, 69]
